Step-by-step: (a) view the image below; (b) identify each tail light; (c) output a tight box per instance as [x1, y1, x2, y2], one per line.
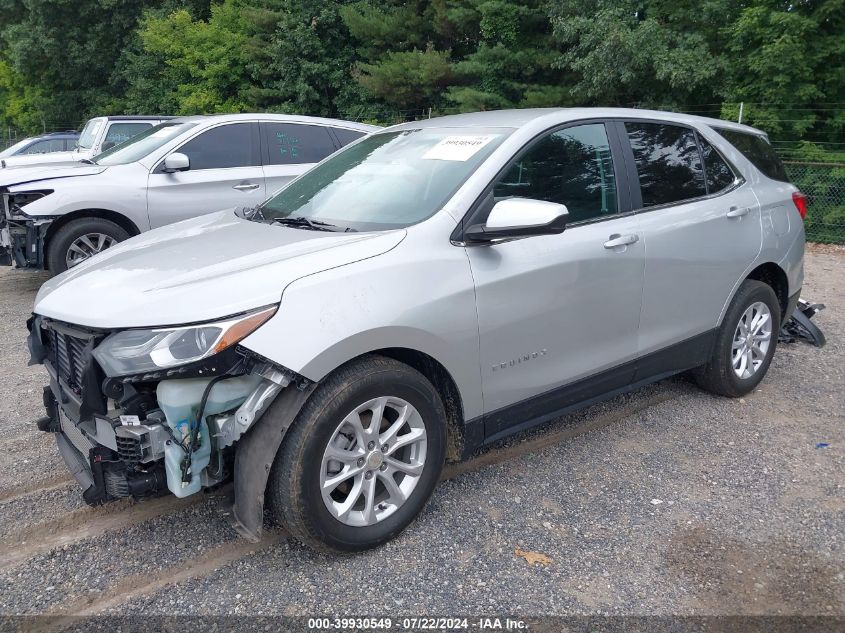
[792, 191, 808, 221]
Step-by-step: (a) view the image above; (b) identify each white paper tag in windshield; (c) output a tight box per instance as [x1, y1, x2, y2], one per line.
[422, 135, 497, 161]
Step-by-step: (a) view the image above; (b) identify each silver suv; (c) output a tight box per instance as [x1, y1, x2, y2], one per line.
[1, 114, 377, 272]
[28, 108, 805, 552]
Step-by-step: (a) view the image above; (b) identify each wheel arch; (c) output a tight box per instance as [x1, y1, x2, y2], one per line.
[745, 262, 789, 319]
[368, 347, 466, 463]
[44, 209, 141, 247]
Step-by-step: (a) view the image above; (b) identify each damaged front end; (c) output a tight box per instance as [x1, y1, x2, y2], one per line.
[27, 310, 310, 538]
[1, 189, 54, 269]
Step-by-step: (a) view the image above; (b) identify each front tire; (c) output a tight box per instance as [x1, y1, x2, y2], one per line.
[47, 217, 130, 274]
[695, 279, 780, 397]
[268, 355, 447, 552]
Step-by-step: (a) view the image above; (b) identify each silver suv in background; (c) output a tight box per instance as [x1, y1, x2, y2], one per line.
[0, 116, 173, 168]
[28, 108, 805, 552]
[1, 114, 378, 272]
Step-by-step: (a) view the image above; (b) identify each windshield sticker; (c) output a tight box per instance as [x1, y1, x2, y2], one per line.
[422, 135, 498, 161]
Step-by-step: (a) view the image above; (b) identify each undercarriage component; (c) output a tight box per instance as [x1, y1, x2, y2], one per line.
[114, 418, 169, 464]
[209, 364, 291, 448]
[779, 299, 826, 347]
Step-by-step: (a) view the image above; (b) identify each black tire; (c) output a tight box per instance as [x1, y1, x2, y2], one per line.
[694, 279, 781, 397]
[46, 217, 130, 274]
[268, 355, 447, 552]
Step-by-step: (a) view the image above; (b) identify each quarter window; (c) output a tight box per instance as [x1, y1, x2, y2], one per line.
[626, 122, 706, 207]
[714, 128, 789, 182]
[699, 136, 736, 194]
[493, 123, 618, 223]
[262, 123, 337, 165]
[177, 123, 256, 170]
[333, 127, 366, 147]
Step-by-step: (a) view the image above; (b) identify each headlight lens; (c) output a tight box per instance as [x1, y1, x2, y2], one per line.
[93, 306, 277, 377]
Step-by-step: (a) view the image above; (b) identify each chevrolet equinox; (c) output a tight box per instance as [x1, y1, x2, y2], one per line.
[27, 108, 805, 552]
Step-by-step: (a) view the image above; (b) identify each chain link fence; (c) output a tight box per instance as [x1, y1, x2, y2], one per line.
[786, 162, 845, 244]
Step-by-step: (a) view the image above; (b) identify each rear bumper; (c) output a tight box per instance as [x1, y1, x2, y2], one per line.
[784, 289, 802, 327]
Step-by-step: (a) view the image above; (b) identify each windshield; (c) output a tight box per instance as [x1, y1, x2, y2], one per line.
[78, 118, 104, 149]
[0, 138, 33, 158]
[95, 122, 197, 166]
[259, 127, 511, 231]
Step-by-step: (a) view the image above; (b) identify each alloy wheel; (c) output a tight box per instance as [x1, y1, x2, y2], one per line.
[320, 396, 427, 527]
[65, 233, 116, 268]
[732, 301, 773, 379]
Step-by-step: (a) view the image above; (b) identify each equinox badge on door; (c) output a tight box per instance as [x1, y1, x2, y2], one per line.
[492, 349, 548, 372]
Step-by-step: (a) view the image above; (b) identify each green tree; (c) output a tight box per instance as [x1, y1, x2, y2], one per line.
[241, 0, 367, 117]
[548, 0, 733, 107]
[1, 0, 161, 129]
[341, 0, 569, 116]
[719, 0, 845, 143]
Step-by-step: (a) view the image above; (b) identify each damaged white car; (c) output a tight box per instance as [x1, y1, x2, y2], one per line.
[28, 109, 805, 552]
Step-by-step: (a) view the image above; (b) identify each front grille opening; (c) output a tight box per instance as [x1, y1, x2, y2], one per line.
[42, 326, 90, 397]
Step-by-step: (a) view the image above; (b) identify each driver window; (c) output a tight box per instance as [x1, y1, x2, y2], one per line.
[493, 123, 618, 224]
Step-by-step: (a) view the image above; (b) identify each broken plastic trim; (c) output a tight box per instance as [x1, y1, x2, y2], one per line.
[779, 299, 826, 347]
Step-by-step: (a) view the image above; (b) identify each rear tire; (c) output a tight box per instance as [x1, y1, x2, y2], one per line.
[268, 355, 447, 552]
[47, 217, 130, 274]
[695, 279, 780, 397]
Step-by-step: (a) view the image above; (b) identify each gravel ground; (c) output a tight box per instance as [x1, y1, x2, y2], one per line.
[0, 246, 842, 618]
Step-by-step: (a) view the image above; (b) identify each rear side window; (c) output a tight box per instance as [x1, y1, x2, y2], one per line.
[699, 136, 736, 194]
[625, 122, 706, 207]
[22, 138, 65, 154]
[262, 123, 337, 165]
[333, 127, 366, 147]
[714, 128, 789, 182]
[178, 123, 257, 170]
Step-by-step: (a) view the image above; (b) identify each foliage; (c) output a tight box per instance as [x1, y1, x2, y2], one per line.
[0, 0, 842, 150]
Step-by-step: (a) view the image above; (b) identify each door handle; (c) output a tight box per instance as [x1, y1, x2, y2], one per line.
[726, 206, 750, 218]
[603, 233, 639, 249]
[233, 183, 260, 191]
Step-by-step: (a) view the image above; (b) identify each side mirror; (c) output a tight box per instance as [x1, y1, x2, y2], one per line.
[163, 152, 190, 173]
[465, 198, 568, 244]
[100, 141, 116, 151]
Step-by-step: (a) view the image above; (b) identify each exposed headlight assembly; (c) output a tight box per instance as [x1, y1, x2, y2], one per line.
[93, 306, 277, 377]
[7, 190, 53, 213]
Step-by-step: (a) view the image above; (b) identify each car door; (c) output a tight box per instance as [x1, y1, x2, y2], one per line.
[146, 122, 265, 228]
[260, 121, 339, 196]
[624, 121, 762, 363]
[464, 122, 645, 437]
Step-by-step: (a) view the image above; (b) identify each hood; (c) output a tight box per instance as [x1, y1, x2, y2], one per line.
[0, 161, 106, 188]
[0, 151, 79, 169]
[34, 210, 406, 329]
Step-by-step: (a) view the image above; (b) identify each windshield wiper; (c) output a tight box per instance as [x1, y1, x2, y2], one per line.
[79, 158, 96, 164]
[270, 216, 355, 232]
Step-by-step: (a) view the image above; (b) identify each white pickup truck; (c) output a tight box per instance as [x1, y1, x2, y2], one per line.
[0, 115, 172, 168]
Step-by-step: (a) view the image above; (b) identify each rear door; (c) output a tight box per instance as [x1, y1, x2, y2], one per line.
[146, 122, 265, 228]
[260, 122, 339, 196]
[627, 120, 762, 360]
